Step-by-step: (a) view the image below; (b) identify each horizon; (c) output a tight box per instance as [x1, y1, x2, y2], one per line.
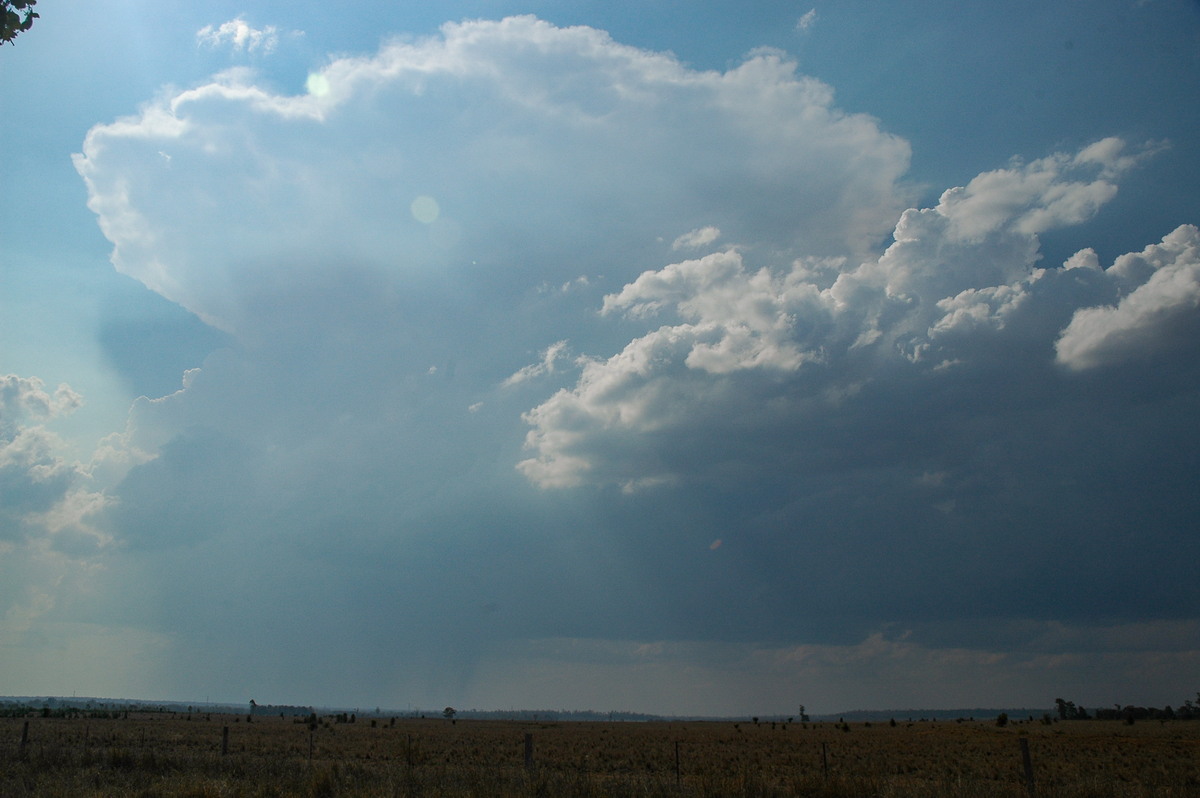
[3, 1, 1199, 717]
[0, 693, 1069, 721]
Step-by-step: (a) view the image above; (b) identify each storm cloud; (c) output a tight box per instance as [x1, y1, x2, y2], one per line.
[2, 14, 1196, 715]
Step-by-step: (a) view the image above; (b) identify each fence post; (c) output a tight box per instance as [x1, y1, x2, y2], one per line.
[821, 741, 829, 780]
[1019, 737, 1036, 798]
[524, 732, 534, 770]
[675, 740, 681, 787]
[221, 725, 229, 756]
[19, 721, 29, 759]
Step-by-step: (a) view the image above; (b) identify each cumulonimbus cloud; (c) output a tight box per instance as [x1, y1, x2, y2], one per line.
[74, 15, 911, 334]
[55, 15, 1200, 706]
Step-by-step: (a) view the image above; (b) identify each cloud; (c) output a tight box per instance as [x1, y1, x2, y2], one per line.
[62, 16, 923, 701]
[1055, 224, 1200, 370]
[75, 15, 911, 333]
[0, 375, 109, 561]
[55, 14, 1200, 710]
[671, 225, 721, 250]
[503, 341, 571, 386]
[796, 10, 818, 33]
[518, 139, 1163, 489]
[0, 377, 88, 539]
[0, 375, 81, 433]
[196, 18, 281, 54]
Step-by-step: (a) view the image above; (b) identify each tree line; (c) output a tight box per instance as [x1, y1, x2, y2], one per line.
[1055, 693, 1200, 723]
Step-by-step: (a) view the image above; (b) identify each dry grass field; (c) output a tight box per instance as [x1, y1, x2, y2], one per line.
[3, 712, 1199, 797]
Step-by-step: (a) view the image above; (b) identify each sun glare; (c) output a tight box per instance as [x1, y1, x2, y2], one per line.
[305, 73, 331, 97]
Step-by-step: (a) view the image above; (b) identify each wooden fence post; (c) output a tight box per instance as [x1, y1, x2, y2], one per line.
[1019, 737, 1036, 798]
[524, 732, 534, 770]
[821, 741, 829, 781]
[19, 721, 29, 759]
[221, 725, 229, 756]
[675, 740, 681, 787]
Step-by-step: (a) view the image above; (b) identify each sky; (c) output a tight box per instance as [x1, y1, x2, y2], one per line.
[2, 0, 1199, 717]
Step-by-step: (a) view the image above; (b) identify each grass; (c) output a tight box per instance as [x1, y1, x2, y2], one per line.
[3, 713, 1199, 796]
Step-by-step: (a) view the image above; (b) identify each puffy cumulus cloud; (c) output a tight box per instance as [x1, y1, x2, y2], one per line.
[0, 376, 112, 675]
[0, 375, 81, 433]
[510, 134, 1200, 691]
[519, 139, 1174, 489]
[1056, 224, 1200, 370]
[0, 375, 108, 551]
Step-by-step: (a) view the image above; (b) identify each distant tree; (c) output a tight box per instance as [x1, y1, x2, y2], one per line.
[1055, 698, 1085, 720]
[443, 707, 456, 720]
[1, 1, 37, 45]
[996, 712, 1008, 727]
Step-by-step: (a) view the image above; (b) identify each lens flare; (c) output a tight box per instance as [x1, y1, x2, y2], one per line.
[410, 195, 440, 224]
[305, 73, 331, 97]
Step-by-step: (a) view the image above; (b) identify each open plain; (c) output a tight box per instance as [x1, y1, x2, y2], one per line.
[3, 712, 1199, 796]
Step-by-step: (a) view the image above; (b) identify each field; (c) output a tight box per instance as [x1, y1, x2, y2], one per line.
[3, 712, 1199, 797]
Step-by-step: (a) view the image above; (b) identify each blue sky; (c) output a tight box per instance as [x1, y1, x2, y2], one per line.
[2, 0, 1199, 716]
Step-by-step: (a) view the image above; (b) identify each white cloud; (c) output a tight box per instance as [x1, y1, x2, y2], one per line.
[0, 375, 81, 433]
[671, 225, 720, 250]
[519, 140, 1149, 489]
[928, 280, 1035, 339]
[1056, 224, 1200, 370]
[603, 250, 828, 373]
[0, 376, 108, 552]
[197, 18, 280, 54]
[75, 16, 911, 333]
[503, 340, 570, 386]
[796, 10, 819, 33]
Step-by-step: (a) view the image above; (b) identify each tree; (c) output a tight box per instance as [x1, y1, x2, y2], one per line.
[2, 1, 38, 45]
[443, 706, 456, 720]
[1055, 698, 1083, 720]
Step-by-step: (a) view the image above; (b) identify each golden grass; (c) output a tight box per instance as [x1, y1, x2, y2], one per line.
[3, 714, 1199, 796]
